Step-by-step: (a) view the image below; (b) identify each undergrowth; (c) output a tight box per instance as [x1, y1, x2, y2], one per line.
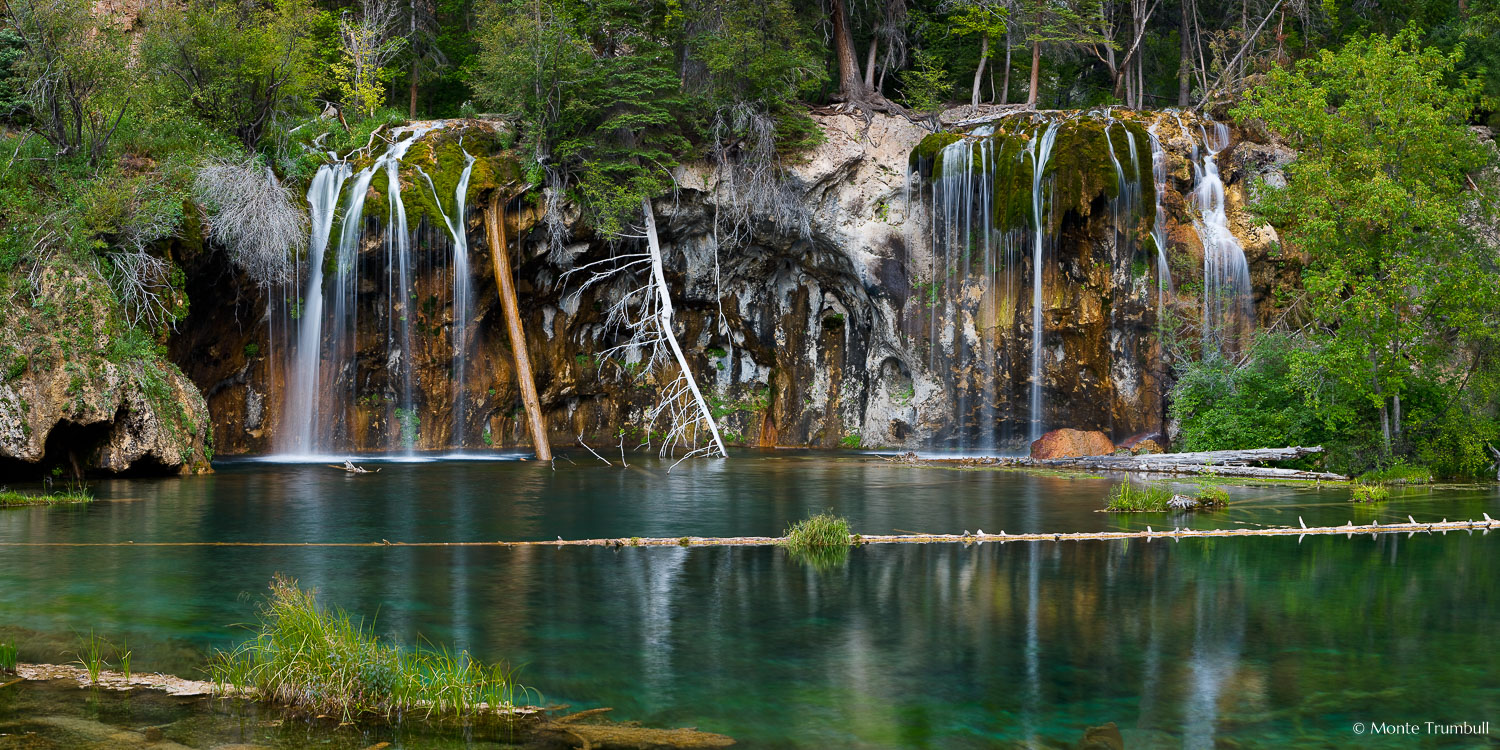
[1357, 464, 1434, 486]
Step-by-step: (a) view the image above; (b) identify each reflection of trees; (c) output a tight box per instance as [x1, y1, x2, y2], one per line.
[0, 483, 1497, 747]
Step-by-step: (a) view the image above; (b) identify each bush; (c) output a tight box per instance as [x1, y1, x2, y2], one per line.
[1194, 485, 1231, 507]
[781, 512, 851, 551]
[1350, 484, 1390, 503]
[1169, 333, 1328, 454]
[208, 575, 529, 721]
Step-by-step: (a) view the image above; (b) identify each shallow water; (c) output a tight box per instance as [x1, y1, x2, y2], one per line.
[2, 454, 1498, 747]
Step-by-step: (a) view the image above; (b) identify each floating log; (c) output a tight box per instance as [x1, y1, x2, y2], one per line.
[3, 515, 1494, 550]
[328, 460, 378, 474]
[485, 195, 552, 462]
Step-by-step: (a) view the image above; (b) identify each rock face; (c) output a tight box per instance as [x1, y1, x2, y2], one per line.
[0, 262, 212, 478]
[1029, 428, 1116, 459]
[176, 109, 1290, 456]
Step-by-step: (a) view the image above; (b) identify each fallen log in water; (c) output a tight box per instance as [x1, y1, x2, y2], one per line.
[2, 515, 1494, 550]
[910, 446, 1347, 480]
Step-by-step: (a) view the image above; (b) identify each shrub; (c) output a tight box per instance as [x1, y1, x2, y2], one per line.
[1194, 485, 1231, 508]
[1351, 484, 1390, 503]
[208, 575, 528, 721]
[782, 512, 852, 551]
[194, 156, 308, 288]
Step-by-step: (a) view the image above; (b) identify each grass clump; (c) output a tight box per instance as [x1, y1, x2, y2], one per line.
[0, 640, 16, 672]
[0, 487, 94, 507]
[72, 632, 109, 684]
[1104, 482, 1174, 512]
[1351, 483, 1390, 503]
[1357, 463, 1434, 486]
[781, 512, 852, 551]
[208, 575, 529, 721]
[1194, 485, 1231, 508]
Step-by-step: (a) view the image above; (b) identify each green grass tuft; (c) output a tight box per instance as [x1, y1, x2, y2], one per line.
[1104, 482, 1175, 512]
[1357, 463, 1433, 486]
[0, 640, 16, 672]
[0, 488, 94, 507]
[72, 632, 108, 684]
[781, 512, 852, 551]
[1351, 483, 1390, 503]
[208, 575, 530, 721]
[1194, 485, 1231, 508]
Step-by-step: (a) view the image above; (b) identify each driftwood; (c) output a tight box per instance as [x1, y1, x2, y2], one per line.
[12, 663, 734, 749]
[485, 195, 552, 462]
[328, 460, 378, 474]
[915, 446, 1345, 480]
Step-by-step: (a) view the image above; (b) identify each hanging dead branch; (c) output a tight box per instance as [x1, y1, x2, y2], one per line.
[194, 156, 309, 289]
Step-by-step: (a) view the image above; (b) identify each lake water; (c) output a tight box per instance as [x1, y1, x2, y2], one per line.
[1, 453, 1497, 747]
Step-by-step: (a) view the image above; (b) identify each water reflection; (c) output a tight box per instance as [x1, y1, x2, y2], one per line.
[1, 531, 1496, 747]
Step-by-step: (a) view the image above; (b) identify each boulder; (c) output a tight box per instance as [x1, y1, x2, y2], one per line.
[1029, 428, 1115, 459]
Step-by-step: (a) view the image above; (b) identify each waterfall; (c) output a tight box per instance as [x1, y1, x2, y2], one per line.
[1146, 123, 1174, 324]
[1025, 122, 1061, 444]
[280, 160, 350, 456]
[1178, 118, 1253, 354]
[907, 113, 1163, 451]
[280, 124, 468, 458]
[417, 149, 477, 447]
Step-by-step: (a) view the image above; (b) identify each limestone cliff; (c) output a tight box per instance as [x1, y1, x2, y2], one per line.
[0, 258, 213, 477]
[177, 110, 1292, 455]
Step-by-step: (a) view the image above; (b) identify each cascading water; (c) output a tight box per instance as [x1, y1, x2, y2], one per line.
[417, 149, 477, 446]
[1145, 123, 1174, 323]
[278, 123, 484, 457]
[1025, 122, 1061, 444]
[906, 112, 1160, 451]
[1178, 118, 1253, 354]
[280, 160, 350, 455]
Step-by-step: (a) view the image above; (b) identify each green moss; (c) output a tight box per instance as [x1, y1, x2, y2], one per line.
[910, 132, 965, 170]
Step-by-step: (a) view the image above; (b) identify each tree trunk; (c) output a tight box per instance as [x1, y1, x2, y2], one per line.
[1178, 0, 1192, 106]
[864, 37, 879, 90]
[971, 33, 989, 108]
[641, 198, 728, 458]
[1027, 40, 1041, 108]
[1001, 28, 1012, 104]
[485, 195, 551, 462]
[408, 60, 419, 119]
[830, 0, 866, 100]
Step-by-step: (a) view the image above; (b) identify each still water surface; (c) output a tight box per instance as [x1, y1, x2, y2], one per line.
[1, 453, 1497, 747]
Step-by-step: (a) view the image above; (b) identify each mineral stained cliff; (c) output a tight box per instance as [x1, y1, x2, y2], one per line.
[170, 109, 1294, 458]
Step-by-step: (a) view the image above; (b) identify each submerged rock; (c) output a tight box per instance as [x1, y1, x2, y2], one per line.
[1030, 428, 1116, 459]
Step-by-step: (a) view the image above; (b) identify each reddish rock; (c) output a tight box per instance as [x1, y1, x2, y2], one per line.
[1029, 428, 1116, 459]
[1131, 439, 1164, 455]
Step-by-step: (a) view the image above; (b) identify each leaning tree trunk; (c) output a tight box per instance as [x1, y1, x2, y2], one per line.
[971, 33, 989, 108]
[1001, 28, 1012, 104]
[485, 195, 552, 462]
[641, 198, 727, 457]
[1178, 0, 1192, 106]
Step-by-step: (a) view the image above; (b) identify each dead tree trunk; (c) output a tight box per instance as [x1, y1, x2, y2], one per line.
[641, 198, 728, 457]
[485, 194, 552, 462]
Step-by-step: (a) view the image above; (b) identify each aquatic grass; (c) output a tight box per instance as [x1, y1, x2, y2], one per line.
[0, 487, 94, 507]
[1351, 483, 1390, 503]
[781, 512, 852, 551]
[117, 638, 131, 680]
[1104, 482, 1174, 512]
[72, 632, 109, 684]
[208, 575, 530, 722]
[1194, 485, 1231, 508]
[1358, 464, 1433, 486]
[0, 640, 16, 672]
